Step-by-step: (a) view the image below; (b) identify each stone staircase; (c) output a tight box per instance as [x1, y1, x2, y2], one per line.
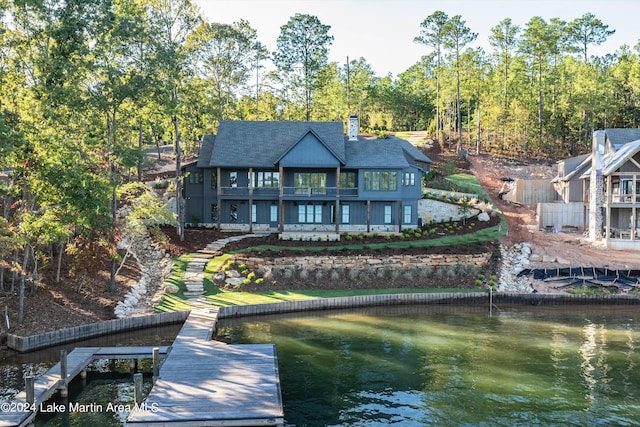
[182, 234, 267, 298]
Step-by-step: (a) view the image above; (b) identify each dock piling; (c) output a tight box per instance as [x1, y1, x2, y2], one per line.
[133, 373, 143, 406]
[25, 375, 34, 406]
[59, 349, 68, 397]
[152, 347, 160, 384]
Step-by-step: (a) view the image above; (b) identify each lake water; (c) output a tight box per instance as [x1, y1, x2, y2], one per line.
[216, 304, 640, 426]
[2, 305, 640, 426]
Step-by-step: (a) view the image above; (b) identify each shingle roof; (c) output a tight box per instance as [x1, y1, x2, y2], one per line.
[345, 136, 432, 169]
[208, 121, 346, 167]
[196, 134, 215, 168]
[579, 139, 640, 179]
[201, 121, 432, 170]
[606, 128, 640, 151]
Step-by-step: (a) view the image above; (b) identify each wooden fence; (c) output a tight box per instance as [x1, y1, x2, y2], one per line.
[504, 179, 556, 204]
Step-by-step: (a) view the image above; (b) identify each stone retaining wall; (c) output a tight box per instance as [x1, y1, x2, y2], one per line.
[233, 252, 492, 271]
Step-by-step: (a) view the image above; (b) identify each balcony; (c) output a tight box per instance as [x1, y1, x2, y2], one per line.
[218, 186, 359, 198]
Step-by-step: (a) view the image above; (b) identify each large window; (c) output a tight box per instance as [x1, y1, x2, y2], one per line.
[298, 204, 322, 223]
[364, 171, 398, 191]
[294, 173, 327, 194]
[340, 172, 356, 189]
[255, 171, 280, 188]
[229, 171, 238, 188]
[251, 204, 257, 223]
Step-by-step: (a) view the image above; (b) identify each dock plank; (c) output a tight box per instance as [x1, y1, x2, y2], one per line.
[126, 310, 283, 427]
[126, 342, 283, 426]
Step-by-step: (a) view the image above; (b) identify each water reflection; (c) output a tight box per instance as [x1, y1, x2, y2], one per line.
[217, 304, 640, 426]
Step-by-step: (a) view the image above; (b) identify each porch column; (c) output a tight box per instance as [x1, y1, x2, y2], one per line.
[398, 201, 403, 233]
[366, 200, 371, 233]
[248, 168, 253, 233]
[216, 168, 222, 230]
[279, 166, 284, 233]
[335, 167, 340, 234]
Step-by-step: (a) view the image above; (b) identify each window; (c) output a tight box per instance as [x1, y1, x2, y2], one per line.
[340, 172, 356, 189]
[294, 173, 327, 194]
[229, 171, 238, 188]
[211, 172, 218, 189]
[298, 204, 322, 223]
[270, 204, 278, 222]
[252, 204, 257, 223]
[372, 172, 380, 190]
[342, 204, 350, 224]
[230, 204, 238, 222]
[384, 205, 392, 224]
[255, 171, 280, 188]
[187, 172, 203, 184]
[403, 172, 415, 186]
[403, 205, 412, 224]
[364, 171, 398, 191]
[390, 172, 398, 190]
[211, 204, 218, 222]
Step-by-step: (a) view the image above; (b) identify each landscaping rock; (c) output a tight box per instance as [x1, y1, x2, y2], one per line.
[164, 284, 180, 294]
[477, 212, 490, 222]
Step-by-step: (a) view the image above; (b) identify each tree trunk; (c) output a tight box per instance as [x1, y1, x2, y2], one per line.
[174, 113, 184, 241]
[138, 119, 143, 182]
[56, 241, 64, 283]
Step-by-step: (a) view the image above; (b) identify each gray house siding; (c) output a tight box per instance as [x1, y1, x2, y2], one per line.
[182, 120, 432, 234]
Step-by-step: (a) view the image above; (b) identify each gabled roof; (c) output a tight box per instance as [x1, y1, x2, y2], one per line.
[579, 139, 640, 179]
[345, 136, 432, 169]
[605, 128, 640, 151]
[603, 138, 640, 175]
[275, 128, 344, 165]
[556, 153, 591, 182]
[196, 134, 216, 168]
[207, 121, 345, 168]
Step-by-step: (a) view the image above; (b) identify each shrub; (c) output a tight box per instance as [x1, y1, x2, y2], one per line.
[247, 272, 256, 281]
[243, 278, 251, 285]
[255, 278, 264, 285]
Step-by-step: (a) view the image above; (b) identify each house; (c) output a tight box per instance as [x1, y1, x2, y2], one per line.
[182, 117, 432, 239]
[552, 128, 640, 249]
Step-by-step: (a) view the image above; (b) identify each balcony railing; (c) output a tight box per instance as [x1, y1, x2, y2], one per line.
[218, 186, 358, 197]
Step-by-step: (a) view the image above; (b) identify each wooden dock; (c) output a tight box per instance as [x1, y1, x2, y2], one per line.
[126, 309, 284, 426]
[0, 309, 283, 427]
[0, 346, 169, 427]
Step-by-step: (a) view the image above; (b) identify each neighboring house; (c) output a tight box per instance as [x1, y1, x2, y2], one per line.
[182, 117, 431, 239]
[552, 128, 640, 249]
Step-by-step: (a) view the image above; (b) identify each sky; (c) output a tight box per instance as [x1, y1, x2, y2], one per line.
[192, 0, 640, 77]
